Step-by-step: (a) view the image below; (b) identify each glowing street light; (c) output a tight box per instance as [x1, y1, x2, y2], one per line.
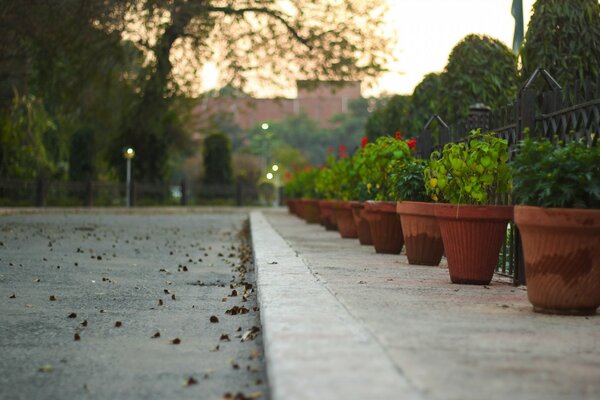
[123, 147, 135, 207]
[272, 164, 279, 172]
[266, 172, 274, 180]
[261, 123, 269, 130]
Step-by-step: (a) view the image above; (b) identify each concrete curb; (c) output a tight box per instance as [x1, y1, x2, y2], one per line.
[250, 211, 420, 400]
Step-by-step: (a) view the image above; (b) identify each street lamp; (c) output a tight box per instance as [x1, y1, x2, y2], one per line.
[123, 147, 135, 207]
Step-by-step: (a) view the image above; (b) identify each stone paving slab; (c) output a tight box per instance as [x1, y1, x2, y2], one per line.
[253, 208, 600, 400]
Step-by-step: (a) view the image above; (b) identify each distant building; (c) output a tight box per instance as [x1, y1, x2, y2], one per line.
[194, 80, 362, 132]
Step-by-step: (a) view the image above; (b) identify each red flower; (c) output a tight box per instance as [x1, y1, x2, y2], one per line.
[395, 131, 403, 140]
[406, 139, 417, 150]
[338, 144, 348, 159]
[360, 137, 368, 148]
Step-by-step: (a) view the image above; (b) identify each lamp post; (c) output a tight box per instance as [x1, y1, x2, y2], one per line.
[267, 163, 280, 207]
[261, 123, 270, 171]
[123, 147, 135, 207]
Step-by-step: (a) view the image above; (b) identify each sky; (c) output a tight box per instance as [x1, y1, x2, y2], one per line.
[200, 0, 536, 97]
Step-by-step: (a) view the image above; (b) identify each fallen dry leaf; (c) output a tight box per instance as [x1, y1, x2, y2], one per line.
[9, 293, 16, 299]
[68, 313, 77, 319]
[171, 338, 181, 345]
[115, 321, 122, 327]
[74, 333, 81, 341]
[220, 334, 231, 342]
[209, 315, 219, 323]
[151, 331, 161, 338]
[49, 295, 57, 301]
[185, 377, 198, 386]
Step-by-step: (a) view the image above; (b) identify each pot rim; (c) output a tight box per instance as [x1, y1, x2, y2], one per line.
[515, 204, 600, 229]
[364, 200, 397, 214]
[396, 201, 436, 217]
[434, 203, 513, 221]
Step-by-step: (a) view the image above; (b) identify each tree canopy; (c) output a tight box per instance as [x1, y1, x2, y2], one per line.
[521, 0, 600, 85]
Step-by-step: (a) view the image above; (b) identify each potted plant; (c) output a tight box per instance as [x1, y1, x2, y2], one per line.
[424, 130, 512, 284]
[314, 158, 338, 231]
[512, 137, 600, 315]
[356, 134, 413, 254]
[393, 157, 444, 266]
[328, 146, 362, 239]
[293, 167, 321, 223]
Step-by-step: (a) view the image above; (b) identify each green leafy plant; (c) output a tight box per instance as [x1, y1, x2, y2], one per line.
[355, 136, 412, 201]
[286, 167, 320, 199]
[522, 0, 600, 85]
[512, 138, 600, 208]
[389, 158, 430, 202]
[424, 130, 511, 205]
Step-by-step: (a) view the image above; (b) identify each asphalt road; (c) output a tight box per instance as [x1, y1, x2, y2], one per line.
[0, 211, 268, 400]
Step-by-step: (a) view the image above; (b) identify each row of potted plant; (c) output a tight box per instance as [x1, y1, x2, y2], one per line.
[284, 131, 599, 316]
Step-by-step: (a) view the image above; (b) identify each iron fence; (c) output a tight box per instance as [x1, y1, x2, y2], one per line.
[417, 68, 599, 285]
[0, 179, 261, 207]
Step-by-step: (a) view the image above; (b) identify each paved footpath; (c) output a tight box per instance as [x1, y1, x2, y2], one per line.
[252, 208, 600, 400]
[0, 209, 268, 400]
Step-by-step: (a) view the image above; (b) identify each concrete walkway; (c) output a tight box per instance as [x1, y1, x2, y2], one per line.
[251, 208, 600, 400]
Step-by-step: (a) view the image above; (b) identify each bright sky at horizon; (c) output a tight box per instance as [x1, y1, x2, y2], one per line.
[200, 0, 536, 98]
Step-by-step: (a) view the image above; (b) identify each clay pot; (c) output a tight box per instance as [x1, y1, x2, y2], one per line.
[286, 199, 298, 215]
[318, 200, 338, 231]
[364, 201, 404, 254]
[350, 202, 373, 245]
[332, 201, 358, 239]
[515, 205, 600, 315]
[298, 198, 321, 224]
[434, 204, 513, 285]
[396, 201, 444, 266]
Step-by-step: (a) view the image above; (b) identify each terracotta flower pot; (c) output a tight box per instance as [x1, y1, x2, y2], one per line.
[318, 200, 338, 231]
[286, 199, 298, 215]
[515, 205, 600, 315]
[350, 202, 373, 245]
[298, 198, 321, 224]
[332, 201, 358, 239]
[364, 201, 404, 254]
[434, 204, 513, 285]
[396, 201, 444, 266]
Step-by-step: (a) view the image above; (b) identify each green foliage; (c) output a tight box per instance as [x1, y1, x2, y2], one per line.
[389, 159, 430, 202]
[425, 130, 511, 205]
[203, 133, 233, 185]
[314, 154, 364, 201]
[439, 34, 518, 125]
[355, 136, 412, 201]
[286, 168, 319, 198]
[522, 0, 600, 85]
[365, 95, 412, 141]
[409, 73, 442, 135]
[512, 138, 600, 208]
[0, 94, 55, 179]
[68, 127, 96, 181]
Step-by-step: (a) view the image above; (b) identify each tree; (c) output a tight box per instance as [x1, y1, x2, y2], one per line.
[203, 132, 233, 185]
[365, 95, 412, 141]
[521, 0, 600, 85]
[1, 1, 142, 180]
[439, 34, 518, 125]
[114, 0, 393, 182]
[408, 73, 442, 135]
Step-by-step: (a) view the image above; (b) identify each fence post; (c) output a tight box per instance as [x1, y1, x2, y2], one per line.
[468, 103, 491, 132]
[235, 181, 243, 207]
[180, 180, 187, 206]
[85, 180, 93, 207]
[35, 177, 45, 207]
